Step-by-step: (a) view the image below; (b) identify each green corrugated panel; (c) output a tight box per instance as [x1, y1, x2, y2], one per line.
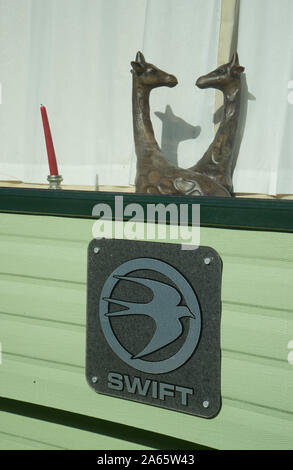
[0, 213, 293, 449]
[0, 411, 150, 450]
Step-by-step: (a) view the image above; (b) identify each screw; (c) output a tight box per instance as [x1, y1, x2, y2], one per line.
[204, 257, 211, 265]
[94, 247, 100, 254]
[92, 376, 98, 383]
[203, 400, 210, 408]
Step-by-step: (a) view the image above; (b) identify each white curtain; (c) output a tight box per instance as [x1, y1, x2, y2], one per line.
[234, 0, 293, 195]
[2, 0, 292, 195]
[0, 0, 221, 186]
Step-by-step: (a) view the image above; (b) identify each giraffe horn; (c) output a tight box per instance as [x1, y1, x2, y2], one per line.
[230, 52, 239, 68]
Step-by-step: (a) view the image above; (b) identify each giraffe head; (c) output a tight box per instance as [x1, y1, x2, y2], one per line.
[131, 51, 178, 89]
[196, 53, 245, 91]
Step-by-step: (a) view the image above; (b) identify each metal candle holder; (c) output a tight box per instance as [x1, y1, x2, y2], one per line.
[47, 174, 63, 189]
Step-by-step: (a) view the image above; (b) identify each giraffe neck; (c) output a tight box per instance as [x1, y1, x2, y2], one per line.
[194, 80, 241, 191]
[209, 83, 241, 162]
[217, 84, 241, 138]
[132, 76, 161, 160]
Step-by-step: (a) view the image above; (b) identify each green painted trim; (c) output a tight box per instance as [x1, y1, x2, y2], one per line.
[0, 187, 292, 232]
[0, 398, 211, 450]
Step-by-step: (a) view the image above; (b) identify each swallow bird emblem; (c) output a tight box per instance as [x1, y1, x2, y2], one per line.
[103, 275, 196, 359]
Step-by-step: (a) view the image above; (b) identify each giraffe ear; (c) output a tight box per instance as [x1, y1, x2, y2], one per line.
[136, 51, 146, 64]
[230, 52, 244, 77]
[231, 65, 245, 77]
[131, 61, 145, 75]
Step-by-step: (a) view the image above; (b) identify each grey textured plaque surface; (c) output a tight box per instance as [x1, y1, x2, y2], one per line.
[86, 238, 222, 418]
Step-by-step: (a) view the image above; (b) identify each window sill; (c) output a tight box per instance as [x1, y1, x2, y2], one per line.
[0, 185, 292, 233]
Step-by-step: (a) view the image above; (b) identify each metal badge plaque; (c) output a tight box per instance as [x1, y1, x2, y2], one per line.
[86, 239, 222, 418]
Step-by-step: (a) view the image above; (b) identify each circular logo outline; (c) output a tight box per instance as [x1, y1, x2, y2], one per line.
[99, 258, 201, 374]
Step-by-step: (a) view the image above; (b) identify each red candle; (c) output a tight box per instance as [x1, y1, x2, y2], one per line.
[40, 105, 59, 175]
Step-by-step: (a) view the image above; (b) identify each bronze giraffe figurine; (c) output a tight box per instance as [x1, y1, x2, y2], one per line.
[189, 53, 245, 194]
[132, 51, 230, 197]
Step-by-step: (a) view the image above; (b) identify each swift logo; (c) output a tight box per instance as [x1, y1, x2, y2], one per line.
[104, 276, 195, 358]
[99, 258, 202, 374]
